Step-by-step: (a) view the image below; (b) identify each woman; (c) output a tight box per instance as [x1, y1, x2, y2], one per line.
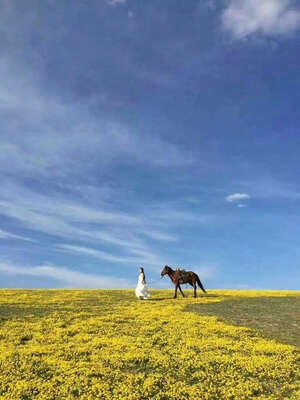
[135, 267, 150, 300]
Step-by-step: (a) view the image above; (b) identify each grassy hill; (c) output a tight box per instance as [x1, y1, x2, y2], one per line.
[188, 293, 300, 347]
[0, 289, 299, 399]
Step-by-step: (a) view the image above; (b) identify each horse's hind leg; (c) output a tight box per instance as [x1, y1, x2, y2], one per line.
[178, 285, 185, 298]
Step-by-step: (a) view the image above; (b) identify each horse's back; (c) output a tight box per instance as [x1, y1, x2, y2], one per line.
[186, 270, 198, 277]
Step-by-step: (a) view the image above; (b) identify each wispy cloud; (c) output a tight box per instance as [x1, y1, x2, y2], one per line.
[1, 181, 210, 270]
[0, 229, 33, 242]
[193, 265, 217, 280]
[107, 0, 127, 6]
[0, 194, 162, 268]
[139, 229, 178, 242]
[222, 0, 300, 38]
[0, 181, 141, 239]
[58, 244, 139, 264]
[204, 0, 217, 11]
[226, 192, 250, 202]
[0, 56, 193, 183]
[0, 262, 132, 288]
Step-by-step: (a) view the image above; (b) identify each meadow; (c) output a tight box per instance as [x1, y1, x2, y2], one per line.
[0, 289, 299, 400]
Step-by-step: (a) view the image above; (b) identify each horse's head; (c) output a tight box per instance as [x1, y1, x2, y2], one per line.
[161, 265, 171, 276]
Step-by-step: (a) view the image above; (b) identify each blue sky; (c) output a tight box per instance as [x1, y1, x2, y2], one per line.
[1, 0, 300, 289]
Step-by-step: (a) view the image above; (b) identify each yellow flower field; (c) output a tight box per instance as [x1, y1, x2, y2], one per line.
[0, 290, 299, 399]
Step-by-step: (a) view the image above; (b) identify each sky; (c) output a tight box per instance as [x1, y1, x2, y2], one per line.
[1, 0, 300, 290]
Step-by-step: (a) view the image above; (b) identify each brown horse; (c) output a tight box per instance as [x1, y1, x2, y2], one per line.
[161, 265, 207, 298]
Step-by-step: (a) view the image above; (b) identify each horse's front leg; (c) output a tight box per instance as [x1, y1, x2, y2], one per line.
[174, 284, 178, 298]
[178, 284, 185, 298]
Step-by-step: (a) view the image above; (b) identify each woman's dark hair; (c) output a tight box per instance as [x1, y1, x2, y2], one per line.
[140, 267, 146, 284]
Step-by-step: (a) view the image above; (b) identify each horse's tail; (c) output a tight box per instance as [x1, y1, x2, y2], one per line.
[196, 275, 206, 293]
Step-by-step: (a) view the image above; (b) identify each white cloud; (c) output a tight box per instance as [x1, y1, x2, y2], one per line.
[0, 229, 33, 242]
[0, 182, 140, 236]
[139, 229, 178, 242]
[0, 56, 193, 182]
[237, 203, 247, 208]
[0, 262, 132, 288]
[107, 0, 126, 6]
[0, 195, 163, 267]
[222, 0, 300, 38]
[195, 265, 217, 279]
[0, 177, 222, 250]
[204, 0, 216, 10]
[58, 244, 140, 264]
[226, 192, 250, 202]
[128, 247, 166, 268]
[0, 181, 193, 270]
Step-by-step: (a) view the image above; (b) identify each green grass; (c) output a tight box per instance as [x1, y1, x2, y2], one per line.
[188, 295, 300, 347]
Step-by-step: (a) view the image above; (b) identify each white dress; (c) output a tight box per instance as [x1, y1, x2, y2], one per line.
[135, 273, 150, 299]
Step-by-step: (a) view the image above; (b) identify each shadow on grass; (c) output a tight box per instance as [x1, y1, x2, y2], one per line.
[187, 296, 300, 347]
[0, 305, 56, 321]
[148, 298, 169, 302]
[149, 292, 220, 300]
